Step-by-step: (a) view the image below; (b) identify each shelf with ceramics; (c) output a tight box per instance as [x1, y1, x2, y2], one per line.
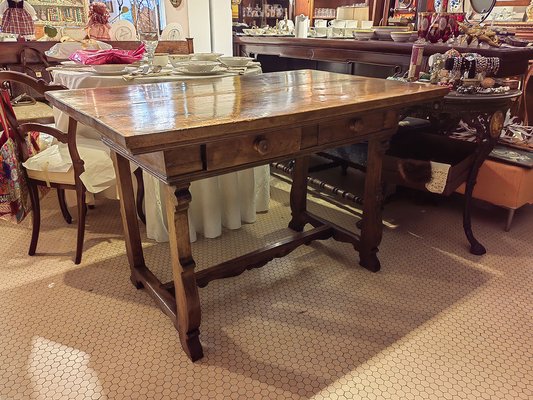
[29, 0, 88, 26]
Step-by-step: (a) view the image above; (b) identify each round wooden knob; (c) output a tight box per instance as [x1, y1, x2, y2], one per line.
[253, 137, 270, 155]
[349, 119, 364, 133]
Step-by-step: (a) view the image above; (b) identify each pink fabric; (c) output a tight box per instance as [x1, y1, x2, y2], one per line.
[69, 43, 145, 65]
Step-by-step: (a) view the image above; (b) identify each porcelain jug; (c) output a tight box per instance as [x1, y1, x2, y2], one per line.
[295, 14, 309, 38]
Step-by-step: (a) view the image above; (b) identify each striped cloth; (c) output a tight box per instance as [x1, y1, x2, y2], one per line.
[1, 8, 34, 36]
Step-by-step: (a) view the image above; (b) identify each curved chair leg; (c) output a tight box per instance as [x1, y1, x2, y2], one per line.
[57, 188, 72, 224]
[28, 182, 41, 256]
[74, 187, 87, 264]
[134, 167, 146, 225]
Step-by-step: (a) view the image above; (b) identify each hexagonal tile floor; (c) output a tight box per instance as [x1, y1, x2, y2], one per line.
[0, 176, 531, 400]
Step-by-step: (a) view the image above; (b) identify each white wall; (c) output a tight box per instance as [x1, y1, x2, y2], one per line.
[209, 0, 233, 55]
[187, 0, 212, 52]
[162, 0, 190, 36]
[162, 0, 233, 54]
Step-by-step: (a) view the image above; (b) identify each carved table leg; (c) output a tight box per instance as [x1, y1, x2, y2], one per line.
[165, 184, 203, 362]
[111, 152, 146, 288]
[359, 138, 388, 272]
[462, 111, 503, 256]
[288, 156, 310, 232]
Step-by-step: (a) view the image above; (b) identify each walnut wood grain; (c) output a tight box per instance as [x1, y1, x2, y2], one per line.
[46, 70, 448, 156]
[165, 185, 203, 361]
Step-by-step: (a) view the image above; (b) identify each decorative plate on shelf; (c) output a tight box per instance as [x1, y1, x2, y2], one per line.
[161, 23, 184, 41]
[109, 20, 137, 41]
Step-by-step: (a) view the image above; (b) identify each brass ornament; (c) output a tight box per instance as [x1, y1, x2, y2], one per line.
[489, 110, 504, 138]
[170, 0, 183, 8]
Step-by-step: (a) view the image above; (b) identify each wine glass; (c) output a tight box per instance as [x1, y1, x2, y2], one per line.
[134, 0, 160, 67]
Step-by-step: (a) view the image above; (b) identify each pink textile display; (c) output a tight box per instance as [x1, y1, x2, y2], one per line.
[69, 43, 145, 65]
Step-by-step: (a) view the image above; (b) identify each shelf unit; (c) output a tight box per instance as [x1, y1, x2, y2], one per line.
[295, 0, 374, 24]
[29, 0, 88, 26]
[237, 0, 291, 27]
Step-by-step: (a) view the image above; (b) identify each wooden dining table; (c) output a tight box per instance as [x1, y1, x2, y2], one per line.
[46, 70, 448, 362]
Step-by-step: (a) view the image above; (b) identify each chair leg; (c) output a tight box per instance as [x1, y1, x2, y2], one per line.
[134, 167, 146, 225]
[74, 187, 86, 264]
[28, 183, 41, 256]
[505, 208, 516, 232]
[56, 188, 72, 224]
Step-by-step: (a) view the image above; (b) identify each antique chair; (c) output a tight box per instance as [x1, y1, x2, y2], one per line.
[0, 70, 64, 124]
[0, 79, 119, 264]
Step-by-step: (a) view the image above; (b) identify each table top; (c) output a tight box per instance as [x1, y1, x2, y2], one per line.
[46, 69, 449, 155]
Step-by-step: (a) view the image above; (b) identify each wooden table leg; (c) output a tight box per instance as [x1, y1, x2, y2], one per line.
[359, 138, 388, 272]
[288, 156, 310, 232]
[111, 152, 146, 288]
[165, 184, 203, 362]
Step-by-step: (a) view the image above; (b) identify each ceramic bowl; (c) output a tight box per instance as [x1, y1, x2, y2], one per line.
[179, 61, 220, 73]
[218, 56, 254, 68]
[153, 53, 169, 67]
[390, 31, 412, 42]
[191, 53, 224, 61]
[353, 30, 375, 41]
[373, 26, 408, 41]
[91, 64, 127, 73]
[169, 54, 192, 67]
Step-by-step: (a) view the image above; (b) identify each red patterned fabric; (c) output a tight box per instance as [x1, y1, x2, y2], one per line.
[1, 8, 34, 36]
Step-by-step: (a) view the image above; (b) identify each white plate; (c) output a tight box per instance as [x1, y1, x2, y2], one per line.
[109, 20, 137, 41]
[172, 66, 228, 76]
[91, 69, 126, 75]
[161, 23, 184, 41]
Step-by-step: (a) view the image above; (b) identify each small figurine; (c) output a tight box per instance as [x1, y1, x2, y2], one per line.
[86, 2, 111, 40]
[0, 0, 36, 37]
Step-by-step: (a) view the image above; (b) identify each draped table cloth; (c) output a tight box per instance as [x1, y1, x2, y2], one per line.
[51, 67, 270, 242]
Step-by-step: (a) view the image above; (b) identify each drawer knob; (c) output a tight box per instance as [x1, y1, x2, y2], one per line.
[349, 118, 364, 133]
[253, 137, 270, 155]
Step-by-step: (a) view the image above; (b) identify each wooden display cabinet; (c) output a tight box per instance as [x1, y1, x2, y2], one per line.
[294, 0, 375, 23]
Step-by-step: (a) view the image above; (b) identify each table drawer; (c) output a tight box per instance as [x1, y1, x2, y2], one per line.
[206, 128, 302, 170]
[318, 110, 397, 145]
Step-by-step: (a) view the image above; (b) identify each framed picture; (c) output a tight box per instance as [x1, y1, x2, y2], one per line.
[104, 0, 114, 13]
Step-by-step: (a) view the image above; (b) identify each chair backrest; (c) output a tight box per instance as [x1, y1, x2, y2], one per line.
[0, 70, 66, 103]
[0, 88, 69, 163]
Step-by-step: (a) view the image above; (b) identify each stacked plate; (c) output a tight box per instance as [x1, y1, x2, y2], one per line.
[173, 61, 228, 76]
[90, 64, 128, 75]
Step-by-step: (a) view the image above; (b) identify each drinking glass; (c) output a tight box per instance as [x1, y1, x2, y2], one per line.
[134, 0, 159, 66]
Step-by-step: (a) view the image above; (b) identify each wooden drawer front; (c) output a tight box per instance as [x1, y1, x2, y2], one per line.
[206, 129, 302, 170]
[318, 110, 397, 145]
[137, 145, 203, 177]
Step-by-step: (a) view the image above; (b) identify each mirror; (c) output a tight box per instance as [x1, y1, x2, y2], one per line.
[467, 0, 497, 22]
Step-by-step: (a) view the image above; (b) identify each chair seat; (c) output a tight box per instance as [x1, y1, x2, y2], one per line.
[26, 166, 75, 186]
[23, 137, 116, 193]
[13, 101, 54, 124]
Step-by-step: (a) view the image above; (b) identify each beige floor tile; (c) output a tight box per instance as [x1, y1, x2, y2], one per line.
[0, 174, 531, 400]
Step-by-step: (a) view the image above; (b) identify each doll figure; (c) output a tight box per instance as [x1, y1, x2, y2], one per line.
[86, 2, 111, 40]
[0, 0, 36, 37]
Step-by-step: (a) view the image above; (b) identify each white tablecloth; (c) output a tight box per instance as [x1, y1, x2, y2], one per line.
[51, 67, 270, 242]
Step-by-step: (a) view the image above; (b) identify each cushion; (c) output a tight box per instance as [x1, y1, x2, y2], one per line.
[26, 167, 75, 186]
[456, 160, 533, 209]
[13, 101, 54, 124]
